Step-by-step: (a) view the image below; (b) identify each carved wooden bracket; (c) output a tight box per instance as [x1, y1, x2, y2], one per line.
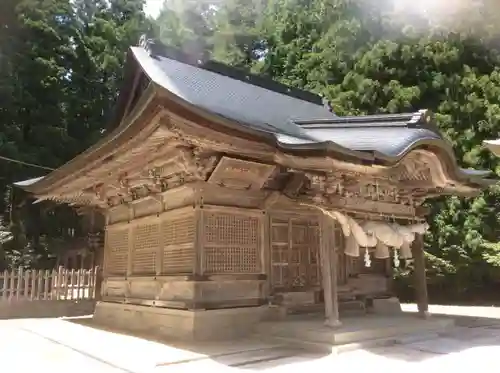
[282, 172, 308, 199]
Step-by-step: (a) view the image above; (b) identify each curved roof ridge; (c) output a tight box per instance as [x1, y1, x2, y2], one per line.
[141, 38, 324, 105]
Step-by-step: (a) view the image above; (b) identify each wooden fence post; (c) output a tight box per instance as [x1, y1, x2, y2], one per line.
[23, 270, 30, 300]
[36, 270, 43, 300]
[16, 267, 23, 301]
[43, 270, 49, 300]
[9, 268, 15, 302]
[89, 268, 95, 299]
[0, 265, 100, 303]
[1, 270, 7, 301]
[62, 269, 68, 300]
[69, 269, 75, 300]
[76, 269, 81, 300]
[55, 266, 63, 300]
[30, 270, 37, 300]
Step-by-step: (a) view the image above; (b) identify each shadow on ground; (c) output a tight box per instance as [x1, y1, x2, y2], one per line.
[58, 305, 500, 370]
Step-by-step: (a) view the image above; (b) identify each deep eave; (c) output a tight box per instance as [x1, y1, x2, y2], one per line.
[15, 40, 496, 195]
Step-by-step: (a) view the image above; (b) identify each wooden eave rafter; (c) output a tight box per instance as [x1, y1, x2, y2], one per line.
[160, 104, 485, 197]
[53, 127, 180, 196]
[26, 83, 160, 195]
[35, 112, 483, 208]
[29, 80, 488, 206]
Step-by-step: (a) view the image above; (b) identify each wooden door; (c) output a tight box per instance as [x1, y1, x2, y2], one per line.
[269, 216, 320, 293]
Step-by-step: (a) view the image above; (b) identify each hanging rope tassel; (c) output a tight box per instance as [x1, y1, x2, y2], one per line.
[364, 248, 371, 267]
[393, 248, 400, 268]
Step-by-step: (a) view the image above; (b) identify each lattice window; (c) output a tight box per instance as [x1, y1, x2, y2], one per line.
[132, 223, 160, 274]
[105, 229, 129, 275]
[204, 213, 258, 246]
[162, 216, 195, 245]
[161, 215, 195, 274]
[205, 247, 259, 273]
[203, 212, 260, 274]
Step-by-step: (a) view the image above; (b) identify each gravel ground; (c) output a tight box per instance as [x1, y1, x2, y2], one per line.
[1, 304, 500, 373]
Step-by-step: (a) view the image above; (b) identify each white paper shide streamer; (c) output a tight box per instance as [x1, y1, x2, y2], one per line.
[324, 210, 429, 268]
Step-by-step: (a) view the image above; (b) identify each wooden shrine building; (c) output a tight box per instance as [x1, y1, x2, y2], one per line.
[16, 38, 495, 340]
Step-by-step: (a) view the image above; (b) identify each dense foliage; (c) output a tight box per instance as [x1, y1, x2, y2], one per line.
[0, 0, 151, 267]
[155, 0, 500, 298]
[1, 0, 500, 300]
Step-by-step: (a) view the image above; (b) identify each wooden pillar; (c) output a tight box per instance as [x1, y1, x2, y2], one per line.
[94, 244, 104, 301]
[320, 217, 341, 327]
[412, 233, 429, 318]
[94, 210, 108, 302]
[194, 207, 204, 276]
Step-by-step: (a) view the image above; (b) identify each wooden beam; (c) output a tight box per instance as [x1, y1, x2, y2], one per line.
[299, 194, 417, 217]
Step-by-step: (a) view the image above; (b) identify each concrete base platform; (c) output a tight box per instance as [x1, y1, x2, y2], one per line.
[255, 313, 454, 352]
[93, 301, 267, 341]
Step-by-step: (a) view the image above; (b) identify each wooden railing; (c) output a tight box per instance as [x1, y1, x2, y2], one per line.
[0, 267, 98, 302]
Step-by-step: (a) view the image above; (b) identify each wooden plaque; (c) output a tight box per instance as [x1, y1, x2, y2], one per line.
[208, 157, 275, 190]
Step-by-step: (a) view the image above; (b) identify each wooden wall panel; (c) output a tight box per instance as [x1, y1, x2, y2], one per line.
[161, 214, 196, 274]
[104, 229, 129, 275]
[131, 223, 160, 275]
[201, 209, 262, 274]
[104, 208, 197, 278]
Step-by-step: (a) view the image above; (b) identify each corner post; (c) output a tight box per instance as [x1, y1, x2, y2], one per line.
[412, 233, 429, 318]
[320, 216, 341, 327]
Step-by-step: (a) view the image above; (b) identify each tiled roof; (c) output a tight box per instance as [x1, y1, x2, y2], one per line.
[132, 46, 334, 142]
[284, 114, 443, 157]
[133, 44, 447, 159]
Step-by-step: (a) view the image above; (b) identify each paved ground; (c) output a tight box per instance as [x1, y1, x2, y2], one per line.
[1, 304, 500, 372]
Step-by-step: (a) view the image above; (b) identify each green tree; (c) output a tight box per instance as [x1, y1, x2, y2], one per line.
[0, 0, 151, 268]
[153, 0, 500, 296]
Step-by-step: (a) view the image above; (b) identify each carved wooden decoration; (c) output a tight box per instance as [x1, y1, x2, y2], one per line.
[208, 156, 276, 190]
[303, 173, 417, 217]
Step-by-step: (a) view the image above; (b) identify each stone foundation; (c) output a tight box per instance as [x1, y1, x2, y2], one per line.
[93, 301, 267, 341]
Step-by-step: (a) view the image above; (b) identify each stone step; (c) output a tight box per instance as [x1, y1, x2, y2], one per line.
[281, 300, 367, 317]
[394, 331, 440, 344]
[255, 317, 454, 353]
[256, 329, 443, 355]
[255, 333, 397, 354]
